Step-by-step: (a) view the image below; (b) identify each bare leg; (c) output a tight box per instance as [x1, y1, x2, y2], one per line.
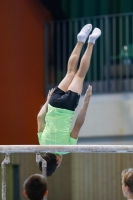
[58, 24, 92, 92]
[58, 42, 84, 92]
[68, 28, 101, 94]
[67, 43, 93, 94]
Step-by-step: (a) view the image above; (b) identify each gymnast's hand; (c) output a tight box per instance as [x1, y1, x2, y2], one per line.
[47, 88, 54, 101]
[84, 85, 92, 103]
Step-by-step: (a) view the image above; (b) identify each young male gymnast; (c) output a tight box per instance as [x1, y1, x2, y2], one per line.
[23, 174, 48, 200]
[37, 24, 101, 176]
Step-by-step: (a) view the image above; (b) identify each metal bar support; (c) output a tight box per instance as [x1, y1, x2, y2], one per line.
[1, 154, 10, 200]
[36, 153, 47, 178]
[36, 153, 47, 200]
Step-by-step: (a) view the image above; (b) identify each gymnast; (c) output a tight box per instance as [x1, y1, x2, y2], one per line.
[121, 168, 133, 199]
[37, 24, 101, 176]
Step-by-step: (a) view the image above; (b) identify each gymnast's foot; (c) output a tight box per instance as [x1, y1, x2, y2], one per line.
[88, 28, 101, 44]
[77, 24, 92, 43]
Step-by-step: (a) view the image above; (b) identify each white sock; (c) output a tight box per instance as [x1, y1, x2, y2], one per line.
[88, 28, 101, 44]
[77, 24, 92, 43]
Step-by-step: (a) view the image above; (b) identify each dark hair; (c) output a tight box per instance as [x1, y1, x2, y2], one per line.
[38, 153, 58, 176]
[122, 168, 133, 193]
[23, 174, 47, 200]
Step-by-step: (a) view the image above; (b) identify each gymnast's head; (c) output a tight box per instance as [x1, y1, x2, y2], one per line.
[38, 153, 63, 176]
[23, 174, 48, 200]
[121, 168, 133, 198]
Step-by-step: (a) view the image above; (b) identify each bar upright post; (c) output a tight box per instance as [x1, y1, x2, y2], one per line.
[1, 154, 10, 200]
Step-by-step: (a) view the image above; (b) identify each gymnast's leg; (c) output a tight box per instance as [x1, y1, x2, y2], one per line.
[68, 28, 101, 95]
[58, 24, 92, 92]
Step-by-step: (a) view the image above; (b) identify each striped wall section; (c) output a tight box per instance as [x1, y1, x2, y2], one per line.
[0, 153, 133, 199]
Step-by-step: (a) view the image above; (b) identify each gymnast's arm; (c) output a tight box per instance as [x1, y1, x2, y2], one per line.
[70, 85, 92, 139]
[37, 88, 54, 132]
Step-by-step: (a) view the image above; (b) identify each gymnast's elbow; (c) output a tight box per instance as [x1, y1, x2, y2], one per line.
[37, 114, 44, 121]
